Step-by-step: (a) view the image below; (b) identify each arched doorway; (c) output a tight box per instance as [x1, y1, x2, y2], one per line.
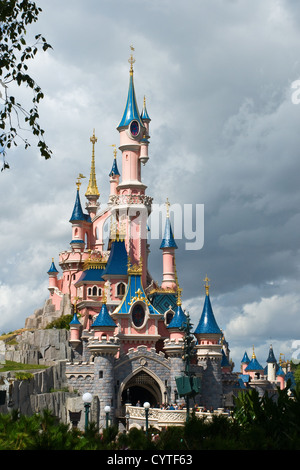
[121, 370, 163, 408]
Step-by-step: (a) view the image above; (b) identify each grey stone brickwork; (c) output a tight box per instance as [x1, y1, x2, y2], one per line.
[197, 356, 223, 409]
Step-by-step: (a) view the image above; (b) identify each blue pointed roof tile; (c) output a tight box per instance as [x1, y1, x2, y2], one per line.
[103, 239, 128, 276]
[118, 71, 144, 129]
[109, 157, 120, 177]
[141, 100, 151, 122]
[194, 294, 221, 335]
[69, 189, 91, 223]
[70, 311, 81, 325]
[47, 259, 58, 274]
[160, 217, 177, 249]
[245, 355, 264, 371]
[266, 345, 277, 363]
[92, 303, 116, 328]
[276, 365, 285, 377]
[241, 351, 250, 364]
[167, 304, 186, 329]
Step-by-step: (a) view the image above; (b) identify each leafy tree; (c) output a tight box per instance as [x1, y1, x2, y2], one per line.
[0, 0, 52, 170]
[45, 314, 73, 330]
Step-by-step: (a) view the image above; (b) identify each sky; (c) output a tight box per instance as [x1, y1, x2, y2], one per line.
[1, 0, 300, 371]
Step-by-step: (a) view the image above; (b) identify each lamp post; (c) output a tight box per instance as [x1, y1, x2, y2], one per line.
[143, 401, 150, 436]
[104, 405, 111, 429]
[82, 392, 93, 432]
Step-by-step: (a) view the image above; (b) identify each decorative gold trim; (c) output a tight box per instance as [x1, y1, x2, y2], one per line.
[128, 288, 150, 306]
[127, 256, 143, 275]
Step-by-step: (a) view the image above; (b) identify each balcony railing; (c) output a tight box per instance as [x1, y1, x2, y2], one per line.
[124, 405, 229, 429]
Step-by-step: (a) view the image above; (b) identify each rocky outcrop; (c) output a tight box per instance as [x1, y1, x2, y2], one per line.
[5, 329, 73, 365]
[25, 294, 72, 330]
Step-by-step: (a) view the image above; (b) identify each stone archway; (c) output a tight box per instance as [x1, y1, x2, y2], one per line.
[120, 368, 165, 408]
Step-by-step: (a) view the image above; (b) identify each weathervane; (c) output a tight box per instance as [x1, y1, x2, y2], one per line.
[165, 198, 170, 218]
[128, 45, 135, 73]
[110, 144, 117, 159]
[76, 173, 86, 190]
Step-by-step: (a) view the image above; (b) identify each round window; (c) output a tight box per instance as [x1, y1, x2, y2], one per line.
[131, 303, 145, 328]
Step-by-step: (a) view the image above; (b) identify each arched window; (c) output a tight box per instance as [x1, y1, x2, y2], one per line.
[117, 282, 126, 296]
[87, 287, 92, 296]
[98, 287, 102, 296]
[165, 310, 174, 325]
[92, 286, 98, 296]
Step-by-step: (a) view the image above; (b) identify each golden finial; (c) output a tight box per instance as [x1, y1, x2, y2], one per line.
[165, 198, 170, 218]
[204, 275, 210, 296]
[85, 129, 100, 197]
[111, 144, 117, 159]
[73, 296, 80, 313]
[102, 284, 107, 304]
[252, 345, 256, 359]
[76, 173, 86, 190]
[177, 287, 182, 306]
[128, 45, 135, 74]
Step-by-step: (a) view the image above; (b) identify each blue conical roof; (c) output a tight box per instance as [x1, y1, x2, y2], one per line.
[91, 303, 116, 328]
[276, 365, 285, 377]
[245, 354, 264, 371]
[266, 345, 277, 363]
[141, 98, 151, 122]
[167, 304, 186, 329]
[70, 311, 81, 325]
[160, 217, 177, 249]
[109, 157, 120, 177]
[241, 351, 250, 364]
[118, 71, 144, 129]
[194, 294, 221, 335]
[69, 189, 90, 222]
[47, 259, 58, 274]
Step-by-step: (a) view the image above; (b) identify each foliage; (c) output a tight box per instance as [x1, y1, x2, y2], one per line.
[14, 371, 33, 380]
[0, 359, 46, 372]
[0, 0, 52, 170]
[292, 363, 300, 393]
[0, 384, 299, 450]
[233, 382, 300, 449]
[45, 314, 73, 330]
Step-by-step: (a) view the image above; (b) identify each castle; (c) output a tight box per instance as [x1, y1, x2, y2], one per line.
[36, 51, 293, 427]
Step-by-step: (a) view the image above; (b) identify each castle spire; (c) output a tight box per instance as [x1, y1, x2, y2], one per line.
[194, 277, 221, 335]
[85, 129, 100, 197]
[117, 46, 144, 130]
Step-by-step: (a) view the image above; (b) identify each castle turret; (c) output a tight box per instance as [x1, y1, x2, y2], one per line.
[276, 364, 285, 390]
[114, 47, 152, 285]
[69, 310, 82, 348]
[88, 294, 119, 427]
[241, 351, 250, 374]
[69, 175, 91, 251]
[109, 145, 120, 198]
[194, 277, 223, 409]
[163, 289, 186, 404]
[266, 344, 277, 382]
[160, 199, 178, 290]
[47, 258, 58, 295]
[244, 347, 264, 380]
